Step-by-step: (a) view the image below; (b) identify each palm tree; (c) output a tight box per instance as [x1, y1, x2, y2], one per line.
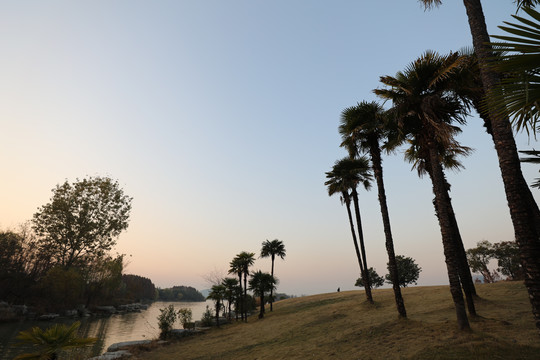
[248, 270, 277, 319]
[325, 156, 374, 303]
[238, 251, 256, 321]
[420, 0, 540, 333]
[404, 134, 478, 315]
[15, 321, 96, 360]
[260, 239, 286, 311]
[207, 284, 226, 327]
[375, 50, 472, 330]
[228, 256, 244, 321]
[222, 277, 240, 320]
[339, 101, 407, 318]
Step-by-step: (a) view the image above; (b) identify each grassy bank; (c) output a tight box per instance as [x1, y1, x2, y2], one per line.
[132, 282, 539, 359]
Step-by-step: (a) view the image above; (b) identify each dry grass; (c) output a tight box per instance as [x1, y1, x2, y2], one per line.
[132, 282, 540, 359]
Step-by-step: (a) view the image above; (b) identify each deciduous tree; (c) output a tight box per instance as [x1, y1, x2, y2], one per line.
[32, 177, 132, 269]
[494, 241, 524, 280]
[466, 240, 497, 283]
[385, 256, 422, 288]
[355, 267, 384, 289]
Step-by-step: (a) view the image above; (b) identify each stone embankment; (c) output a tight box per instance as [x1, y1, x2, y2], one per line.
[0, 301, 149, 322]
[88, 330, 199, 360]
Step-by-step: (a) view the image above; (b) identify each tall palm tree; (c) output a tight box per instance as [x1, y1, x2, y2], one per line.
[420, 0, 540, 333]
[404, 133, 478, 315]
[339, 101, 407, 318]
[375, 50, 472, 330]
[238, 251, 256, 321]
[248, 270, 277, 319]
[325, 157, 374, 303]
[228, 256, 244, 321]
[260, 239, 286, 311]
[15, 322, 96, 360]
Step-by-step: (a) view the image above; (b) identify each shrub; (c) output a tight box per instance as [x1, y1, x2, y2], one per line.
[200, 305, 214, 327]
[177, 308, 193, 329]
[157, 304, 177, 339]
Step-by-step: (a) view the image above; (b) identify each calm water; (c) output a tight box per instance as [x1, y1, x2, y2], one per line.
[0, 300, 213, 359]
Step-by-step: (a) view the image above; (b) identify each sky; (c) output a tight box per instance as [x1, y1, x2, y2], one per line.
[1, 1, 539, 296]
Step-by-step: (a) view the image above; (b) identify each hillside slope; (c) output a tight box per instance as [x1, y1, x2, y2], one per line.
[134, 282, 540, 359]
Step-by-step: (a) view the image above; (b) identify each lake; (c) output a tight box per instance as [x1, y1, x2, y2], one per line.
[0, 300, 213, 359]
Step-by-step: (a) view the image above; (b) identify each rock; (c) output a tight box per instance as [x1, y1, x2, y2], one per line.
[117, 303, 148, 312]
[88, 350, 132, 359]
[95, 306, 116, 314]
[12, 305, 28, 315]
[65, 309, 78, 317]
[107, 340, 152, 352]
[0, 307, 16, 321]
[170, 329, 190, 338]
[38, 313, 60, 321]
[118, 304, 142, 313]
[78, 307, 90, 317]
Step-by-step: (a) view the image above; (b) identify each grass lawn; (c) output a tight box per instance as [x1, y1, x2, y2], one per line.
[131, 282, 539, 359]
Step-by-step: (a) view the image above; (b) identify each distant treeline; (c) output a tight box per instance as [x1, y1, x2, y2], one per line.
[157, 286, 205, 302]
[122, 274, 157, 302]
[274, 293, 294, 301]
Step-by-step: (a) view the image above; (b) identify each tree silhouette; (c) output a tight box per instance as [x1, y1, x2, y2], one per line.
[260, 239, 286, 311]
[248, 270, 277, 319]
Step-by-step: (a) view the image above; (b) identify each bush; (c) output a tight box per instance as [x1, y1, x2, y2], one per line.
[200, 305, 214, 327]
[177, 308, 193, 329]
[157, 304, 177, 339]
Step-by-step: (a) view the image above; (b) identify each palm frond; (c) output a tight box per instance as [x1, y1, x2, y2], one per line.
[488, 7, 540, 133]
[419, 0, 442, 10]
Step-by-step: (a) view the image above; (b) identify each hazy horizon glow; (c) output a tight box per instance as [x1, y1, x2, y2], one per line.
[1, 1, 539, 296]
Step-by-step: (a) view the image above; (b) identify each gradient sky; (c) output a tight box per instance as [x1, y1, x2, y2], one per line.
[1, 1, 539, 296]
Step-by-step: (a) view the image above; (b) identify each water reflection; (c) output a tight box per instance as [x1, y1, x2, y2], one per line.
[1, 300, 211, 359]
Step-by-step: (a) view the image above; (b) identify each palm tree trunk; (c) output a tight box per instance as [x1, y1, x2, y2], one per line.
[243, 274, 248, 322]
[351, 188, 373, 303]
[370, 143, 407, 317]
[216, 301, 220, 327]
[463, 0, 540, 331]
[439, 174, 477, 312]
[450, 210, 477, 316]
[270, 255, 275, 311]
[433, 192, 477, 316]
[346, 199, 364, 271]
[238, 273, 243, 321]
[344, 196, 369, 302]
[259, 295, 265, 318]
[450, 211, 477, 297]
[428, 147, 470, 330]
